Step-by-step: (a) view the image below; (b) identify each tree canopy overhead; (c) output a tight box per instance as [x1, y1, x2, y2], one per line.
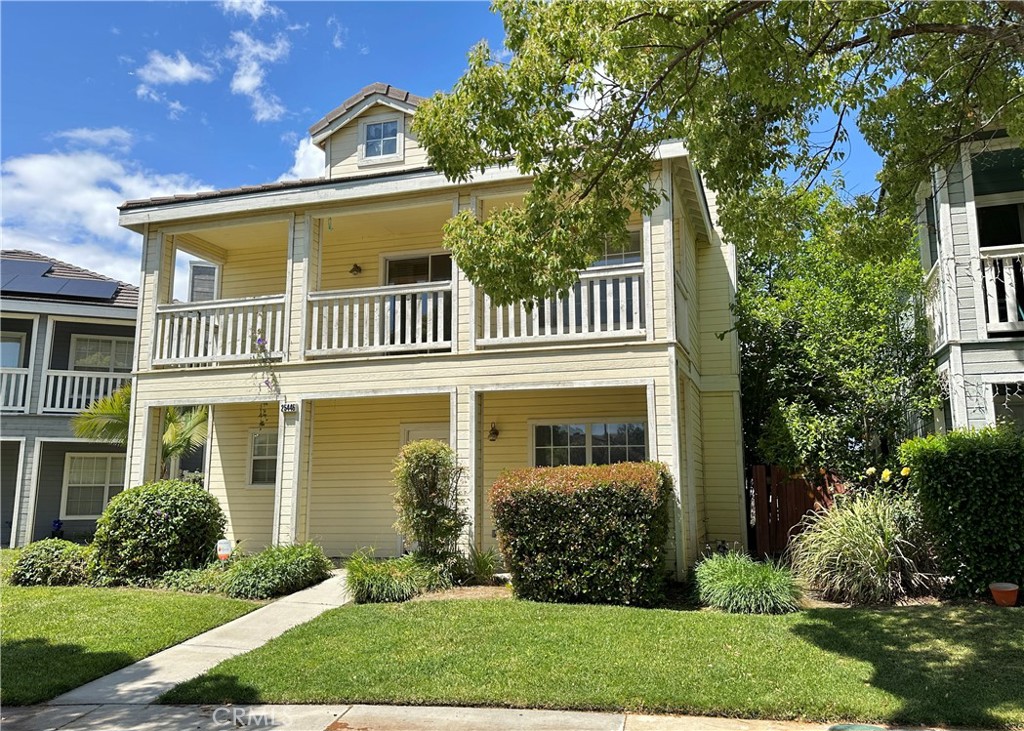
[414, 0, 1024, 302]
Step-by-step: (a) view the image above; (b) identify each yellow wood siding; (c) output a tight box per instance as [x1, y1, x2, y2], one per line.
[701, 391, 744, 543]
[220, 242, 288, 299]
[307, 395, 449, 557]
[206, 402, 279, 551]
[697, 243, 738, 377]
[479, 386, 649, 552]
[326, 108, 428, 179]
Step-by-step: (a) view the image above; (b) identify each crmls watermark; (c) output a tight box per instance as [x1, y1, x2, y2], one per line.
[212, 706, 290, 727]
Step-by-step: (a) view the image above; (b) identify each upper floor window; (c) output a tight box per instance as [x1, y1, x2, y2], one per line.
[1, 332, 25, 368]
[188, 262, 218, 302]
[592, 229, 643, 268]
[385, 253, 452, 285]
[923, 195, 939, 267]
[360, 116, 403, 164]
[977, 202, 1023, 248]
[71, 336, 133, 373]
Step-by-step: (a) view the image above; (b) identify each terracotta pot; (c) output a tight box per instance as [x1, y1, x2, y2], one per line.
[989, 582, 1019, 607]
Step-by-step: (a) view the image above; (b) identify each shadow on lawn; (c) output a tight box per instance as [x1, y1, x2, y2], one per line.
[160, 672, 262, 705]
[0, 637, 135, 705]
[791, 604, 1024, 728]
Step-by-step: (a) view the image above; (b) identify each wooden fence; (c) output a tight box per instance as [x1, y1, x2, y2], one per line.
[749, 465, 839, 557]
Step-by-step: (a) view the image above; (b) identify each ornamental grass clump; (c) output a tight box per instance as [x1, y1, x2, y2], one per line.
[345, 551, 450, 603]
[789, 490, 937, 604]
[694, 551, 800, 614]
[491, 462, 671, 606]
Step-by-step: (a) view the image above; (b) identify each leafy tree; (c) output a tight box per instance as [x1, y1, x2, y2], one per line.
[729, 182, 938, 475]
[413, 0, 1023, 302]
[72, 383, 208, 475]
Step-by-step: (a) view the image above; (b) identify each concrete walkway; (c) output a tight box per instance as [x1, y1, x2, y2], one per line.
[0, 703, 959, 731]
[46, 569, 350, 707]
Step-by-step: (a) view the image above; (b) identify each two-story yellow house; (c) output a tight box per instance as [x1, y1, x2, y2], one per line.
[117, 83, 746, 574]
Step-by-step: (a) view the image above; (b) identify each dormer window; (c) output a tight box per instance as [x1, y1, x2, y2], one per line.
[359, 115, 403, 165]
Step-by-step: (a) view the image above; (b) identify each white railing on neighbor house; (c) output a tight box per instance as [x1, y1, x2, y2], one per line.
[0, 368, 29, 412]
[41, 371, 130, 413]
[153, 295, 287, 366]
[478, 264, 646, 346]
[307, 282, 453, 356]
[924, 264, 946, 349]
[981, 244, 1024, 335]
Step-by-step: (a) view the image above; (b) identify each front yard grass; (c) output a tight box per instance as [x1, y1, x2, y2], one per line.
[1, 585, 258, 705]
[163, 599, 1023, 729]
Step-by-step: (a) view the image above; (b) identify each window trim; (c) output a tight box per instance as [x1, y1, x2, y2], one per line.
[60, 452, 126, 520]
[589, 227, 644, 270]
[379, 250, 453, 286]
[247, 428, 279, 488]
[527, 417, 648, 467]
[357, 114, 404, 167]
[0, 331, 26, 369]
[69, 334, 135, 373]
[187, 260, 220, 302]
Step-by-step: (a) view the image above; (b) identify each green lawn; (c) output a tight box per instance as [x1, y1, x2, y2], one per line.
[164, 599, 1024, 728]
[1, 585, 258, 705]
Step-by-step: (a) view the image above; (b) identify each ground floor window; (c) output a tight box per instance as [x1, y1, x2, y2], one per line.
[61, 453, 126, 519]
[994, 384, 1024, 430]
[532, 421, 647, 467]
[249, 430, 278, 485]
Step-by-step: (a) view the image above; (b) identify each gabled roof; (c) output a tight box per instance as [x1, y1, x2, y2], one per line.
[1, 249, 139, 309]
[308, 82, 426, 146]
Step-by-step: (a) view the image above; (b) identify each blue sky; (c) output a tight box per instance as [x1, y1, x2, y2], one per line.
[1, 0, 882, 290]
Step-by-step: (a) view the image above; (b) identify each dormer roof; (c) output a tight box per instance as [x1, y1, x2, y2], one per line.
[309, 82, 426, 148]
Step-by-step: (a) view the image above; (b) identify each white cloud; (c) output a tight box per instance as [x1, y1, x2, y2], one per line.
[52, 127, 135, 151]
[225, 31, 289, 122]
[277, 137, 324, 181]
[110, 26, 121, 35]
[357, 44, 369, 56]
[217, 0, 282, 21]
[327, 16, 348, 49]
[136, 50, 215, 86]
[135, 84, 188, 120]
[0, 147, 207, 292]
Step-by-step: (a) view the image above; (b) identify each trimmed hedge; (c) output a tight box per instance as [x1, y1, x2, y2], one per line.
[222, 543, 334, 600]
[92, 480, 227, 584]
[900, 427, 1024, 596]
[10, 539, 92, 586]
[491, 462, 672, 606]
[694, 551, 800, 614]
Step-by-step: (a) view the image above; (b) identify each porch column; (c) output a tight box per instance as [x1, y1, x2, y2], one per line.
[649, 374, 688, 579]
[453, 386, 481, 551]
[127, 405, 164, 487]
[273, 400, 308, 545]
[286, 214, 319, 363]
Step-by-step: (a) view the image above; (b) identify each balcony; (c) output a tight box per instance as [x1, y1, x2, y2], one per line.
[307, 281, 452, 356]
[478, 265, 646, 346]
[0, 368, 29, 412]
[153, 295, 287, 366]
[981, 245, 1024, 336]
[41, 370, 130, 413]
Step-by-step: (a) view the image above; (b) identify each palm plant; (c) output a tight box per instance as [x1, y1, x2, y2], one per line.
[72, 383, 208, 475]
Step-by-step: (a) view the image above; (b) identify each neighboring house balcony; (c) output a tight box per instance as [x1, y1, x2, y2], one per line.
[0, 368, 30, 412]
[39, 370, 131, 414]
[980, 243, 1023, 336]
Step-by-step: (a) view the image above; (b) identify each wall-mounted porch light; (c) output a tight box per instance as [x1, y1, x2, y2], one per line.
[488, 422, 500, 441]
[349, 263, 362, 276]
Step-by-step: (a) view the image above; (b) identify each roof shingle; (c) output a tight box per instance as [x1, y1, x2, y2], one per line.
[308, 82, 426, 138]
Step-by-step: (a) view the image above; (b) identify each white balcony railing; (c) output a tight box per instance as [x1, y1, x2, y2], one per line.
[924, 264, 946, 349]
[41, 371, 130, 413]
[0, 368, 29, 412]
[981, 244, 1024, 335]
[307, 282, 452, 356]
[478, 265, 646, 346]
[153, 295, 287, 366]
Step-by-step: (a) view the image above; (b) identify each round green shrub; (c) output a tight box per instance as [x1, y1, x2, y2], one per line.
[10, 539, 93, 586]
[789, 490, 937, 604]
[694, 551, 801, 614]
[92, 479, 226, 584]
[222, 543, 334, 600]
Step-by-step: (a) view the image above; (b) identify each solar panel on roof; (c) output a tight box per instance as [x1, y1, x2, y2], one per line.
[4, 274, 68, 294]
[1, 260, 119, 302]
[57, 279, 119, 300]
[1, 259, 53, 280]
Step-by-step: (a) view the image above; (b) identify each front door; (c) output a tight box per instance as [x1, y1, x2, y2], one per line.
[397, 423, 450, 554]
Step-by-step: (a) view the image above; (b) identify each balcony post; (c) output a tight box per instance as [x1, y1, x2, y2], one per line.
[288, 214, 319, 362]
[136, 228, 175, 373]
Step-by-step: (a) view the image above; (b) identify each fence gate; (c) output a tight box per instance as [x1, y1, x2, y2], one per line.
[750, 465, 836, 557]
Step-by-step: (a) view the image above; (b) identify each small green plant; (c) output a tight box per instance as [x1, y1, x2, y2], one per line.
[694, 551, 801, 614]
[222, 543, 333, 600]
[92, 479, 227, 584]
[393, 440, 468, 574]
[458, 544, 502, 586]
[10, 540, 93, 586]
[789, 491, 937, 604]
[345, 550, 450, 603]
[156, 564, 231, 594]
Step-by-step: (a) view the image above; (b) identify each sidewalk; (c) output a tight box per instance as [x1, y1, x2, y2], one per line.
[45, 569, 351, 706]
[1, 703, 897, 731]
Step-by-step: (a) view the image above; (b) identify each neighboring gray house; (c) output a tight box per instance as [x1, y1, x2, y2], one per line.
[921, 137, 1024, 431]
[1, 250, 137, 546]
